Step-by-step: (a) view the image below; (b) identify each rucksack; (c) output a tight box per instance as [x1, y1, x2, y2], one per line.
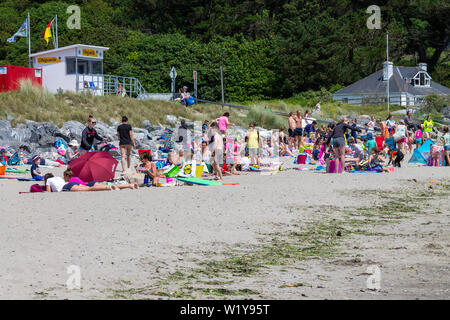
[7, 152, 21, 166]
[30, 184, 46, 192]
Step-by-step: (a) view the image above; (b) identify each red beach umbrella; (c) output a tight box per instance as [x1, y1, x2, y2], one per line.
[69, 151, 118, 182]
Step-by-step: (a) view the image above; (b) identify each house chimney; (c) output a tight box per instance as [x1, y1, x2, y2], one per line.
[418, 62, 427, 71]
[383, 61, 393, 81]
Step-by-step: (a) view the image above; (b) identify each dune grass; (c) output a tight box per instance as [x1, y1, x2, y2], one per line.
[244, 99, 404, 121]
[0, 81, 249, 128]
[0, 81, 415, 130]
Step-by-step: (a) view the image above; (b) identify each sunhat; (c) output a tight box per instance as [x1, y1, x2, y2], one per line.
[69, 140, 80, 147]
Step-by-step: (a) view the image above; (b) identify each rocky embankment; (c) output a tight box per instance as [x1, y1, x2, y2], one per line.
[0, 115, 259, 160]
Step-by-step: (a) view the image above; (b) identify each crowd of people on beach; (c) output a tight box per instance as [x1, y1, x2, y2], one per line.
[284, 109, 449, 173]
[1, 107, 449, 193]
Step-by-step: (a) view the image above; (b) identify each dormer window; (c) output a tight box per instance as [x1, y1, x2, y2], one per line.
[413, 71, 431, 87]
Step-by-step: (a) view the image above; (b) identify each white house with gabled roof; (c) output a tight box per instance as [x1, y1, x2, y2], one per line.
[332, 62, 450, 107]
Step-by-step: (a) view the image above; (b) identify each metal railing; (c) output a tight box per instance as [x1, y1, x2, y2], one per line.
[77, 74, 147, 98]
[104, 74, 147, 98]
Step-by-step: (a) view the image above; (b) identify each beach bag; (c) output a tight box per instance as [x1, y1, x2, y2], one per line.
[7, 152, 21, 166]
[30, 184, 46, 193]
[327, 159, 342, 173]
[393, 131, 406, 142]
[186, 96, 195, 105]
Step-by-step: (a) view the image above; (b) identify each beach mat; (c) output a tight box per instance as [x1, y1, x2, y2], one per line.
[176, 176, 223, 186]
[6, 168, 28, 173]
[0, 175, 33, 180]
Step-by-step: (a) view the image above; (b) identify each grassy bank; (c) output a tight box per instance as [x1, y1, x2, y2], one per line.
[0, 81, 436, 130]
[0, 81, 255, 129]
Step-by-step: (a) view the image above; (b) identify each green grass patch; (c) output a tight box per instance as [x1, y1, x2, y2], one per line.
[195, 288, 259, 297]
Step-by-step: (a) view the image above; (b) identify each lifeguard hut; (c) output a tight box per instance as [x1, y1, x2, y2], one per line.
[30, 44, 147, 97]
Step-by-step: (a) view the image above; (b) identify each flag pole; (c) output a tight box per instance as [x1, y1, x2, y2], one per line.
[387, 31, 390, 114]
[55, 15, 58, 48]
[51, 19, 54, 48]
[28, 12, 31, 67]
[52, 18, 56, 49]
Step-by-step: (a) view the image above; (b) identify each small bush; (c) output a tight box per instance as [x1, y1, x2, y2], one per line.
[423, 94, 449, 113]
[247, 107, 286, 129]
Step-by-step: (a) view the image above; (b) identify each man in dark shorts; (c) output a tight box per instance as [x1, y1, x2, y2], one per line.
[117, 116, 136, 171]
[294, 110, 303, 148]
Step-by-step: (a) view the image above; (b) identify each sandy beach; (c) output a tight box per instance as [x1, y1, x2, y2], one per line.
[0, 160, 449, 300]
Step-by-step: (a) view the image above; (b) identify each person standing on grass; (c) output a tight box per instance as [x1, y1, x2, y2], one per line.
[80, 115, 108, 155]
[117, 116, 136, 172]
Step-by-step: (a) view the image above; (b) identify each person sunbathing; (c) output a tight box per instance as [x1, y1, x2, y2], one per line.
[48, 169, 138, 192]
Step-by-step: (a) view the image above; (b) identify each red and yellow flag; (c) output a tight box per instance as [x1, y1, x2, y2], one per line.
[42, 19, 54, 45]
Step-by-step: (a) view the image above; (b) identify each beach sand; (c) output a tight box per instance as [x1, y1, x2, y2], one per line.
[0, 160, 449, 300]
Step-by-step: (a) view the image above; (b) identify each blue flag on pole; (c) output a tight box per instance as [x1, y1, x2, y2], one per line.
[7, 19, 28, 43]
